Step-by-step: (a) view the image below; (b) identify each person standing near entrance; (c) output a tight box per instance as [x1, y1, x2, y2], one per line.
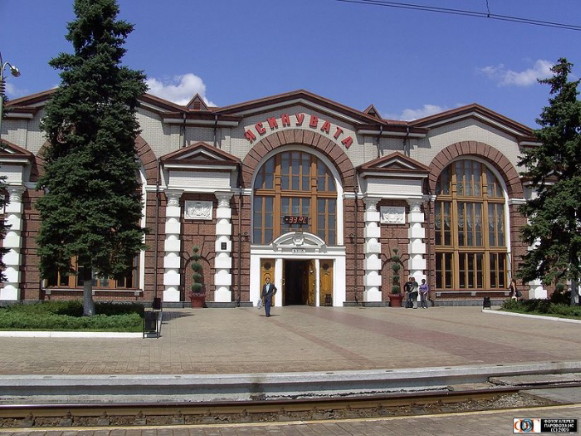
[261, 277, 277, 317]
[419, 279, 429, 309]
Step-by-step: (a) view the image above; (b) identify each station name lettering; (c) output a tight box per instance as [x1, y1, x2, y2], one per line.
[244, 113, 354, 149]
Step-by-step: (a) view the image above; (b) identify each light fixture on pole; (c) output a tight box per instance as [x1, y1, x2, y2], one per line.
[0, 51, 21, 142]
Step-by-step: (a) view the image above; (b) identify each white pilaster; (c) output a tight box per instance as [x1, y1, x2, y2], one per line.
[1, 186, 25, 301]
[163, 190, 183, 302]
[214, 192, 233, 302]
[528, 278, 548, 299]
[363, 198, 382, 302]
[407, 200, 427, 282]
[522, 188, 548, 298]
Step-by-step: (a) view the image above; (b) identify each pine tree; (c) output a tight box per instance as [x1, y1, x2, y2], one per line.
[36, 0, 148, 315]
[518, 58, 581, 305]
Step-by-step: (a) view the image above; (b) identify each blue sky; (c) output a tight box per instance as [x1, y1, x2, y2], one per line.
[1, 0, 580, 128]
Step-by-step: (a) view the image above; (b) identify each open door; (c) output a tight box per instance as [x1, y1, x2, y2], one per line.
[307, 260, 316, 306]
[319, 260, 333, 306]
[283, 260, 314, 305]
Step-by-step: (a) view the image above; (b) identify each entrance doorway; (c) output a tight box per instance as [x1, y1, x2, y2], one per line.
[283, 260, 314, 305]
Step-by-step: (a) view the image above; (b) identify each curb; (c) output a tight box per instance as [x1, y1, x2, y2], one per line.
[0, 331, 143, 338]
[482, 309, 581, 324]
[1, 361, 580, 405]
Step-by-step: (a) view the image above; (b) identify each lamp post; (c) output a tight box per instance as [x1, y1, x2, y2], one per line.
[0, 52, 21, 141]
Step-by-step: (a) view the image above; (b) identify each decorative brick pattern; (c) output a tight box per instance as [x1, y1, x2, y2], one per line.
[429, 141, 523, 197]
[241, 129, 356, 190]
[135, 135, 159, 185]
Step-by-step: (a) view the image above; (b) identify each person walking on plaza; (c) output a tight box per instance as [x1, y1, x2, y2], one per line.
[404, 276, 419, 309]
[509, 278, 521, 301]
[419, 278, 429, 309]
[403, 277, 413, 308]
[261, 277, 277, 317]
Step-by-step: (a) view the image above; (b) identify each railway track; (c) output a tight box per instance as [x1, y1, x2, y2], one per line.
[0, 383, 572, 429]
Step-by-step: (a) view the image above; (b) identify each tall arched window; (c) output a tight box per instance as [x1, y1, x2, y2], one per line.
[434, 159, 507, 290]
[253, 151, 337, 245]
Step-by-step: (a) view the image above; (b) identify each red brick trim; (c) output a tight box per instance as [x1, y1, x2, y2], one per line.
[135, 136, 159, 185]
[428, 141, 523, 197]
[241, 129, 356, 190]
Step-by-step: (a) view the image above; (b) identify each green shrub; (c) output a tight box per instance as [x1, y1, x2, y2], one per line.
[550, 287, 572, 305]
[501, 298, 581, 319]
[0, 301, 144, 332]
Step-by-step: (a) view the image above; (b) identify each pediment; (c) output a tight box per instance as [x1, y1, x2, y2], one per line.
[160, 142, 240, 169]
[358, 152, 430, 179]
[186, 94, 209, 111]
[363, 104, 382, 120]
[216, 89, 383, 126]
[411, 103, 534, 141]
[272, 232, 327, 253]
[0, 139, 35, 165]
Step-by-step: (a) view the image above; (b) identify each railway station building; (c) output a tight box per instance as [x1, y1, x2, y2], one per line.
[0, 89, 547, 307]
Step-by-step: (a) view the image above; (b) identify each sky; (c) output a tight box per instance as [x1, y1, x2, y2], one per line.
[1, 0, 580, 128]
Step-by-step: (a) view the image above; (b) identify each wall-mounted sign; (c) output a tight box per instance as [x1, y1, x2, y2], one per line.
[244, 112, 354, 149]
[184, 200, 213, 220]
[283, 215, 309, 225]
[380, 206, 406, 224]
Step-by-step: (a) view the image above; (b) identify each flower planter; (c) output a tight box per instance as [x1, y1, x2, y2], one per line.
[189, 293, 205, 308]
[389, 293, 403, 308]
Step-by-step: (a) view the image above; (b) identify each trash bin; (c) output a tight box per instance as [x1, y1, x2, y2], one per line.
[483, 296, 491, 309]
[143, 310, 160, 338]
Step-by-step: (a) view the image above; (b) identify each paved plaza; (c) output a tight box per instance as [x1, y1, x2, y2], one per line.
[1, 306, 580, 435]
[0, 306, 580, 375]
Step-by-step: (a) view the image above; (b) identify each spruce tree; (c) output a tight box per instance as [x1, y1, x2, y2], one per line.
[36, 0, 147, 315]
[518, 58, 581, 305]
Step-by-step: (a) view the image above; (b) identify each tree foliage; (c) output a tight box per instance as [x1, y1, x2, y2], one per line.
[517, 58, 581, 292]
[36, 0, 147, 315]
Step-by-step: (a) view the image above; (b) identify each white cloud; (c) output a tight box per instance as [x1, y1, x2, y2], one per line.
[385, 104, 449, 121]
[479, 59, 553, 87]
[145, 73, 215, 106]
[4, 82, 29, 99]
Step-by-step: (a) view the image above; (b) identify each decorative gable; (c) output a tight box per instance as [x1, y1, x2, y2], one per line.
[0, 140, 35, 185]
[358, 152, 430, 178]
[363, 104, 382, 120]
[0, 140, 35, 163]
[186, 94, 209, 111]
[161, 142, 240, 169]
[411, 103, 536, 144]
[160, 142, 240, 193]
[358, 152, 429, 200]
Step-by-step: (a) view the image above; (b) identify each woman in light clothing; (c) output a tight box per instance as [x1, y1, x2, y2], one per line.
[419, 279, 429, 309]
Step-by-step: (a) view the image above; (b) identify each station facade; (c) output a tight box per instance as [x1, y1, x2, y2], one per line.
[0, 89, 548, 306]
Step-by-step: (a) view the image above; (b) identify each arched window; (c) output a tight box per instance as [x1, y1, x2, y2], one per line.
[253, 151, 337, 245]
[434, 160, 507, 290]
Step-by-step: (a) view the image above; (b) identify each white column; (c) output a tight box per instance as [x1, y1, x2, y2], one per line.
[407, 199, 427, 282]
[520, 190, 548, 299]
[363, 198, 382, 302]
[163, 189, 183, 302]
[1, 186, 25, 300]
[214, 192, 233, 302]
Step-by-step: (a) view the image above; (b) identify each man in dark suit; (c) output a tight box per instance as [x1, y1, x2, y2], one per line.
[261, 277, 277, 317]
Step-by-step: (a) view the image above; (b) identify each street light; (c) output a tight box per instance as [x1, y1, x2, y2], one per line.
[0, 51, 21, 142]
